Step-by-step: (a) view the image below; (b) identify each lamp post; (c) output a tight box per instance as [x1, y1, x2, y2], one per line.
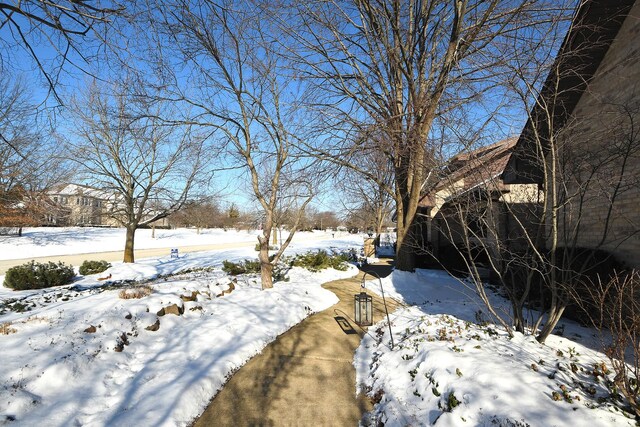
[354, 291, 373, 326]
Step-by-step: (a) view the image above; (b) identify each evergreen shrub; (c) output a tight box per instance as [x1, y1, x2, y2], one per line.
[79, 260, 112, 276]
[291, 250, 349, 272]
[4, 261, 76, 290]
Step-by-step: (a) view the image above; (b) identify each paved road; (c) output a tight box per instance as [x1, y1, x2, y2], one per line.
[0, 241, 258, 275]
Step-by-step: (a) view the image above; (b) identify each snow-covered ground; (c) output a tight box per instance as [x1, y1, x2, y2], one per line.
[0, 227, 339, 260]
[0, 230, 365, 426]
[355, 269, 634, 426]
[2, 227, 632, 426]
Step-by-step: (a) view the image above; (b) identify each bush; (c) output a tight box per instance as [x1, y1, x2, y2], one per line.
[254, 243, 278, 251]
[291, 250, 349, 272]
[4, 261, 76, 290]
[222, 259, 261, 275]
[119, 285, 153, 299]
[79, 260, 112, 276]
[222, 259, 290, 282]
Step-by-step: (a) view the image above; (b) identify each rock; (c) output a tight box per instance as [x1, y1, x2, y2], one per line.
[145, 319, 160, 331]
[84, 325, 97, 333]
[180, 291, 199, 302]
[163, 303, 184, 316]
[125, 313, 133, 320]
[189, 305, 203, 311]
[158, 303, 184, 316]
[114, 332, 129, 352]
[217, 282, 236, 297]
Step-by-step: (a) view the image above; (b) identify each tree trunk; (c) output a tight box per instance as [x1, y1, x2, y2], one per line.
[395, 220, 416, 271]
[18, 227, 22, 237]
[152, 225, 156, 239]
[512, 301, 525, 334]
[258, 235, 273, 289]
[537, 303, 566, 343]
[395, 238, 415, 271]
[124, 225, 136, 263]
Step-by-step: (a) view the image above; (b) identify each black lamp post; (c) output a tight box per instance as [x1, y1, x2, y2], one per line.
[354, 291, 373, 326]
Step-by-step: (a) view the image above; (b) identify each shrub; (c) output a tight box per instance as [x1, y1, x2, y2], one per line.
[222, 259, 261, 275]
[4, 261, 76, 290]
[254, 243, 278, 251]
[222, 259, 290, 282]
[291, 250, 349, 272]
[79, 260, 112, 276]
[119, 285, 153, 299]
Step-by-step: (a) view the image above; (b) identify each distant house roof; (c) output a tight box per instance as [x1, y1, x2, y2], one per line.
[503, 0, 636, 184]
[419, 137, 518, 208]
[49, 183, 110, 200]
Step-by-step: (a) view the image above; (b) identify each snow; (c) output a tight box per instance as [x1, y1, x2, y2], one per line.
[0, 228, 365, 426]
[2, 226, 631, 426]
[355, 269, 634, 426]
[0, 227, 339, 260]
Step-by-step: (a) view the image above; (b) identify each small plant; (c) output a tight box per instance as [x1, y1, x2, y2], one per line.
[222, 259, 261, 275]
[79, 260, 111, 275]
[291, 250, 349, 272]
[4, 261, 76, 290]
[446, 392, 460, 411]
[1, 322, 17, 335]
[118, 285, 152, 299]
[254, 243, 278, 251]
[409, 368, 418, 381]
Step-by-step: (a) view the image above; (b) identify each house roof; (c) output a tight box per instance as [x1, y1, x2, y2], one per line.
[419, 137, 518, 208]
[49, 183, 110, 200]
[503, 0, 636, 184]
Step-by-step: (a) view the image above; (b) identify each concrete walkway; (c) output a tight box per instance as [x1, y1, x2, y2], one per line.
[193, 267, 399, 426]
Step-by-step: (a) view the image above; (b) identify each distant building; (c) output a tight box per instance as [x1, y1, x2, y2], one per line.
[46, 184, 108, 226]
[45, 183, 170, 228]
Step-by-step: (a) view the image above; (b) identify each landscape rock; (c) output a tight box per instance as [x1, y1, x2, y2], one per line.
[180, 291, 199, 302]
[216, 282, 236, 297]
[158, 303, 184, 316]
[145, 319, 160, 331]
[84, 325, 97, 333]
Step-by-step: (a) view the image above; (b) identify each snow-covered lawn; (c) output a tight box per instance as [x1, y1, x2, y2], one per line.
[0, 227, 338, 260]
[356, 269, 634, 426]
[3, 227, 632, 426]
[0, 231, 364, 426]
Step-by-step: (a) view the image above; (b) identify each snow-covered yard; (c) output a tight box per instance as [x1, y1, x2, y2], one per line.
[1, 227, 633, 426]
[0, 229, 364, 426]
[0, 227, 338, 260]
[356, 269, 634, 426]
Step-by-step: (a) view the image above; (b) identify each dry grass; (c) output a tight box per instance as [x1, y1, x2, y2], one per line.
[118, 285, 153, 299]
[1, 322, 17, 335]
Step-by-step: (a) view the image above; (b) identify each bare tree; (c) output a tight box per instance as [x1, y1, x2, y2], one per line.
[570, 270, 640, 418]
[283, 0, 567, 271]
[0, 1, 124, 103]
[336, 136, 395, 236]
[148, 0, 318, 289]
[66, 80, 207, 262]
[170, 197, 223, 232]
[0, 76, 71, 233]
